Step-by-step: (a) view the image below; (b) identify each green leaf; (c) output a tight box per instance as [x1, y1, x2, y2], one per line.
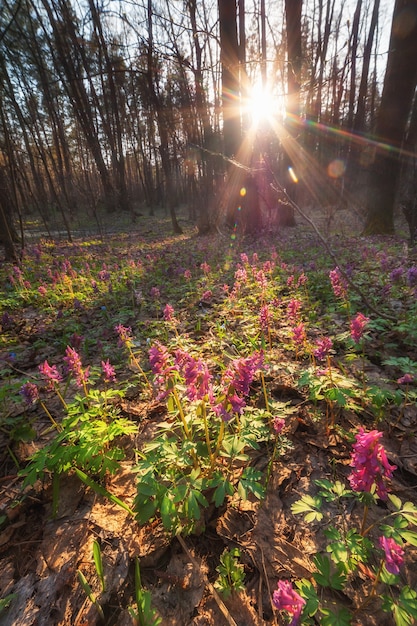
[291, 495, 323, 522]
[313, 555, 346, 590]
[160, 494, 176, 530]
[295, 579, 319, 618]
[74, 468, 135, 516]
[320, 607, 352, 626]
[93, 540, 105, 592]
[238, 467, 265, 500]
[382, 587, 417, 626]
[400, 530, 417, 546]
[0, 594, 16, 614]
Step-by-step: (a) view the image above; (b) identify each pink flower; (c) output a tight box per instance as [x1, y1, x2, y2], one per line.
[64, 346, 90, 387]
[163, 303, 175, 321]
[201, 290, 213, 303]
[38, 285, 47, 297]
[200, 262, 211, 274]
[214, 352, 264, 421]
[350, 312, 370, 344]
[39, 360, 62, 389]
[348, 428, 396, 499]
[292, 323, 306, 346]
[256, 270, 268, 290]
[234, 266, 247, 284]
[379, 536, 404, 575]
[115, 324, 132, 347]
[287, 299, 301, 321]
[273, 417, 285, 434]
[184, 269, 192, 280]
[259, 304, 270, 332]
[101, 359, 116, 383]
[175, 350, 213, 402]
[329, 267, 348, 299]
[297, 273, 308, 287]
[314, 337, 333, 361]
[223, 352, 264, 397]
[397, 373, 414, 385]
[272, 580, 305, 626]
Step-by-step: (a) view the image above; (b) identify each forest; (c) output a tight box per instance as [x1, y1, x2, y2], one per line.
[1, 0, 417, 625]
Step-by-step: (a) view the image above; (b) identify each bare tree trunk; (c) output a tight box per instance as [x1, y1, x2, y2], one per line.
[281, 0, 302, 226]
[0, 165, 19, 262]
[147, 0, 182, 234]
[363, 0, 417, 235]
[354, 0, 380, 133]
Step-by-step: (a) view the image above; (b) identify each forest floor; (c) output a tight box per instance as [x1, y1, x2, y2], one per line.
[1, 208, 417, 626]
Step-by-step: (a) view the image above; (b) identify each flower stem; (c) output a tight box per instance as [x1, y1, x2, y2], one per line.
[201, 402, 213, 464]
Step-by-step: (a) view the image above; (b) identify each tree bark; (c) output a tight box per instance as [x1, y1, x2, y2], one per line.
[0, 165, 19, 262]
[363, 0, 417, 235]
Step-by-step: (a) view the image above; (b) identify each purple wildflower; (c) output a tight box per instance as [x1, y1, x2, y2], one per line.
[101, 359, 116, 383]
[348, 428, 396, 499]
[272, 580, 306, 626]
[350, 312, 370, 344]
[407, 266, 417, 286]
[314, 337, 333, 361]
[390, 267, 404, 283]
[379, 536, 404, 575]
[150, 286, 161, 299]
[64, 346, 90, 388]
[329, 267, 348, 299]
[1, 312, 14, 330]
[20, 382, 39, 405]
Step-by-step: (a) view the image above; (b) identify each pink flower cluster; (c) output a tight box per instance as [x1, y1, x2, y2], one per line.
[314, 336, 333, 361]
[175, 349, 213, 402]
[64, 346, 90, 387]
[149, 343, 263, 422]
[350, 312, 370, 344]
[379, 536, 404, 575]
[272, 580, 305, 625]
[348, 428, 396, 499]
[329, 267, 348, 299]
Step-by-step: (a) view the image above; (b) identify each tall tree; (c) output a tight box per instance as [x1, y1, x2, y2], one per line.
[218, 0, 241, 159]
[281, 0, 302, 225]
[363, 0, 417, 234]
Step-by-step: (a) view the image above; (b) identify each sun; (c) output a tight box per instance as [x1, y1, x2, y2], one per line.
[245, 82, 285, 128]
